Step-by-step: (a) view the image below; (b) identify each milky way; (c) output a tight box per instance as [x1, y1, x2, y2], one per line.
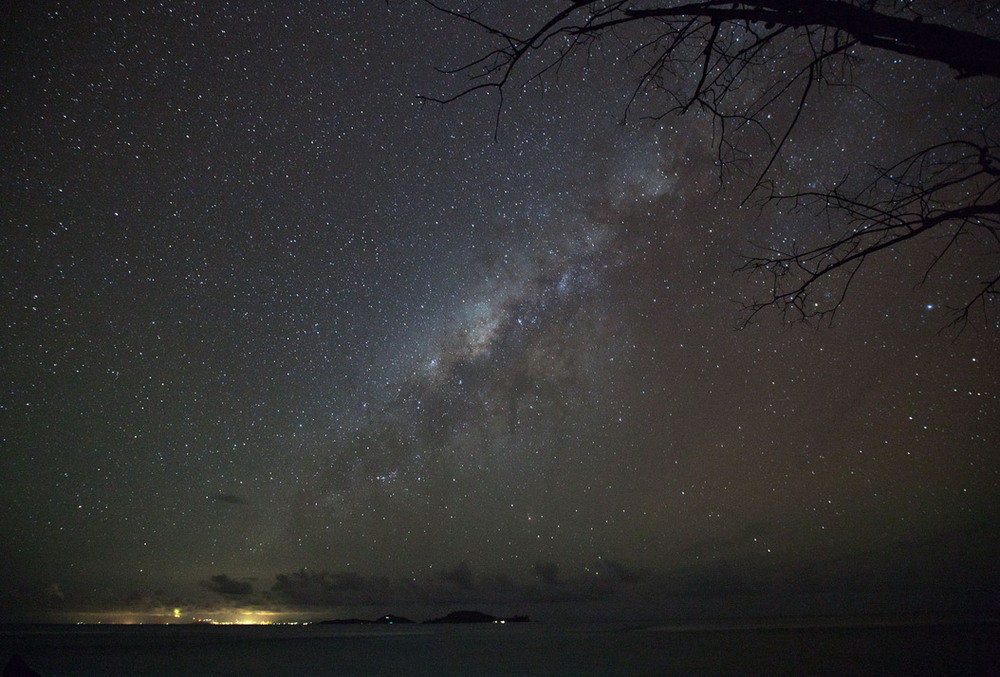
[2, 1, 997, 623]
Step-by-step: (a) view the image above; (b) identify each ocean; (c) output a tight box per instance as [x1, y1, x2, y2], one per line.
[2, 618, 997, 676]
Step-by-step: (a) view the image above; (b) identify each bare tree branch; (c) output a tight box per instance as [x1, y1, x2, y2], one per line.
[740, 141, 1000, 327]
[421, 1, 1000, 328]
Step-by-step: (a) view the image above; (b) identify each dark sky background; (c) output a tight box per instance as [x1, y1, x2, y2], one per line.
[2, 1, 998, 623]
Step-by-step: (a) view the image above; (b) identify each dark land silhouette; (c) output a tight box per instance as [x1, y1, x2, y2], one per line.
[314, 610, 530, 625]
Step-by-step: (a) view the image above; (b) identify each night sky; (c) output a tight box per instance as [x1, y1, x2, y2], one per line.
[2, 1, 998, 624]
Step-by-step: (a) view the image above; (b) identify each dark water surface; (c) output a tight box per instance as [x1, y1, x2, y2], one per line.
[2, 619, 997, 676]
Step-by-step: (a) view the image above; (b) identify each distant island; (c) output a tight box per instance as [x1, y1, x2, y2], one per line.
[424, 610, 529, 624]
[314, 610, 529, 625]
[315, 614, 414, 625]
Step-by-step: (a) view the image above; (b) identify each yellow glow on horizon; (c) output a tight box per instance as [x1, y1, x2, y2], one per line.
[61, 607, 318, 626]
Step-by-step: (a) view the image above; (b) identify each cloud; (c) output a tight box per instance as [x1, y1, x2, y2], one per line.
[434, 561, 475, 590]
[209, 493, 247, 505]
[202, 574, 253, 596]
[124, 589, 186, 613]
[264, 559, 652, 611]
[43, 582, 65, 601]
[271, 570, 391, 606]
[533, 561, 560, 586]
[596, 558, 644, 585]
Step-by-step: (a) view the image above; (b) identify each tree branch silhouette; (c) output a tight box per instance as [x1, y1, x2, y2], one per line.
[741, 140, 1000, 327]
[421, 0, 1000, 328]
